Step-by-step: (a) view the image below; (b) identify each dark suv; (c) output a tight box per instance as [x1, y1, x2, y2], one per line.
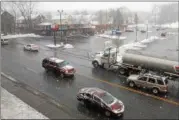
[42, 57, 75, 78]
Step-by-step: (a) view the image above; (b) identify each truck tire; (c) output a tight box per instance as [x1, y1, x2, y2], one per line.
[118, 68, 126, 75]
[92, 61, 99, 68]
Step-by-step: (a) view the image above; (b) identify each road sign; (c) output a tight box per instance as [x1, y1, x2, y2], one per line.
[51, 24, 59, 31]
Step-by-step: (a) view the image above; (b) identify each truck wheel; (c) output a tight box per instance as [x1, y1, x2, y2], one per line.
[152, 88, 159, 94]
[129, 81, 135, 88]
[119, 68, 125, 75]
[92, 61, 99, 68]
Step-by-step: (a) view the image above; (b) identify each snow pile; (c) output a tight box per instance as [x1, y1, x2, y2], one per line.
[133, 42, 147, 48]
[64, 44, 74, 49]
[117, 36, 160, 56]
[167, 32, 178, 35]
[111, 36, 127, 40]
[140, 36, 159, 44]
[161, 22, 178, 29]
[98, 34, 127, 40]
[46, 44, 63, 48]
[1, 33, 42, 39]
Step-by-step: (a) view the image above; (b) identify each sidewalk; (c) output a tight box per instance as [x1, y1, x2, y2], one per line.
[1, 87, 48, 119]
[1, 75, 74, 119]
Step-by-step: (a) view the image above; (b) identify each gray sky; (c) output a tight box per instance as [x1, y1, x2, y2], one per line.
[37, 2, 170, 12]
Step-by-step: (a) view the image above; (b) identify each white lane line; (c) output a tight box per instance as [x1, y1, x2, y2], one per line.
[24, 67, 38, 74]
[1, 72, 17, 82]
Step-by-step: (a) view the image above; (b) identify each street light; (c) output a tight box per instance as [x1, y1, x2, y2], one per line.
[146, 21, 149, 39]
[57, 10, 63, 43]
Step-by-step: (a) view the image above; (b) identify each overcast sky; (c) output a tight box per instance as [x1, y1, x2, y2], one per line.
[37, 2, 170, 12]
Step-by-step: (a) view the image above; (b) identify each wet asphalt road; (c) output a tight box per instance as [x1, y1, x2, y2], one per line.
[1, 28, 179, 119]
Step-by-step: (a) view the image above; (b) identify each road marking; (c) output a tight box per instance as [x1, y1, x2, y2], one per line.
[24, 67, 38, 74]
[1, 72, 17, 82]
[77, 72, 179, 106]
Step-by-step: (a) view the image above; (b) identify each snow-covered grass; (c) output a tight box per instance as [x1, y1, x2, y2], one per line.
[1, 33, 42, 39]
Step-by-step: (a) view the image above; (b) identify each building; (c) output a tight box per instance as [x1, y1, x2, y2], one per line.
[1, 11, 15, 35]
[16, 14, 46, 33]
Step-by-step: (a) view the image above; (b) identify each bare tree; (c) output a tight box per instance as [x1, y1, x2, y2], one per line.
[14, 1, 38, 31]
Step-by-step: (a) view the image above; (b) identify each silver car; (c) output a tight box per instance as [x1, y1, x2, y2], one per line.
[127, 73, 169, 94]
[24, 44, 39, 52]
[1, 39, 9, 45]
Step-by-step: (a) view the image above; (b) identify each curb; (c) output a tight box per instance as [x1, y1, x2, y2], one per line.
[1, 72, 86, 119]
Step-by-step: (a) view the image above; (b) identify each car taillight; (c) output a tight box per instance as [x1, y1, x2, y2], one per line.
[65, 69, 68, 73]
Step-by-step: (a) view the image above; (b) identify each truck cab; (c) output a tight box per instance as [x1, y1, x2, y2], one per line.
[92, 47, 117, 68]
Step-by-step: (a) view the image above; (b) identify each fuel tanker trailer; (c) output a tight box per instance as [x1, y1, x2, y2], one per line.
[118, 53, 179, 80]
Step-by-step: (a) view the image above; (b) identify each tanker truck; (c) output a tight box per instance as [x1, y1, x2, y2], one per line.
[92, 49, 179, 80]
[117, 53, 179, 80]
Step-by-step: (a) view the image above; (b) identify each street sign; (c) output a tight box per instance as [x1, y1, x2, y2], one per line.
[51, 24, 59, 31]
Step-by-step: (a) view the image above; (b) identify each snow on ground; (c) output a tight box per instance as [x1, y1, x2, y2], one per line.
[1, 88, 48, 119]
[116, 36, 164, 62]
[46, 44, 64, 48]
[64, 44, 74, 49]
[161, 22, 178, 29]
[1, 33, 42, 39]
[98, 34, 127, 40]
[46, 43, 74, 49]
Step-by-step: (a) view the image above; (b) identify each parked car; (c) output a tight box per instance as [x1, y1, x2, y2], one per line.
[127, 73, 169, 94]
[161, 32, 167, 37]
[42, 57, 75, 78]
[24, 44, 39, 51]
[125, 28, 134, 32]
[1, 38, 9, 45]
[140, 30, 146, 33]
[77, 87, 124, 117]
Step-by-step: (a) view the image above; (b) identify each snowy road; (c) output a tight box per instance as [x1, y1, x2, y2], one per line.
[1, 28, 179, 119]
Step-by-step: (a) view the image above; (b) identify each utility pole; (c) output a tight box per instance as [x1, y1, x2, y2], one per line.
[54, 30, 56, 46]
[146, 21, 148, 39]
[135, 13, 138, 42]
[57, 10, 63, 43]
[106, 9, 107, 31]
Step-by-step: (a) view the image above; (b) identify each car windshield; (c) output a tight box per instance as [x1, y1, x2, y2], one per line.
[58, 61, 69, 67]
[100, 92, 115, 105]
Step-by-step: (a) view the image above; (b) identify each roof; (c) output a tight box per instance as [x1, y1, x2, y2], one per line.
[49, 57, 64, 63]
[82, 87, 106, 97]
[17, 14, 43, 20]
[38, 22, 52, 26]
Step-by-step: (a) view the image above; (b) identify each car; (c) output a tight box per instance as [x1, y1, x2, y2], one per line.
[161, 32, 167, 37]
[125, 28, 134, 32]
[24, 44, 39, 51]
[140, 30, 146, 33]
[42, 57, 75, 78]
[77, 87, 124, 117]
[126, 73, 169, 94]
[1, 38, 9, 45]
